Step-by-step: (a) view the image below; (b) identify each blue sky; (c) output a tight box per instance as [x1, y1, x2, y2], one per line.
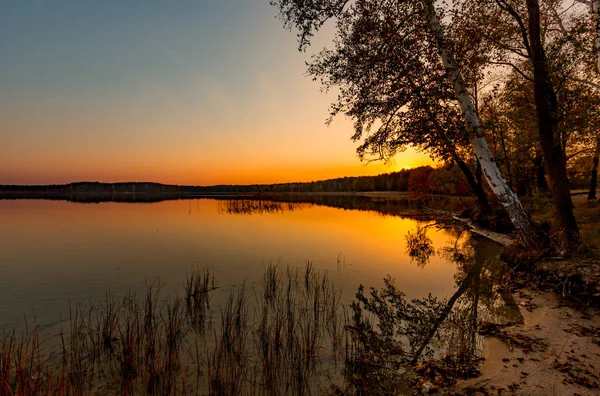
[0, 0, 431, 185]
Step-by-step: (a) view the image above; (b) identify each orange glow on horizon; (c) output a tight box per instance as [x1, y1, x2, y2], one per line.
[1, 147, 437, 186]
[1, 2, 442, 188]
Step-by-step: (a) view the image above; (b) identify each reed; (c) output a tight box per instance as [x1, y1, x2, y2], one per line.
[0, 262, 349, 395]
[185, 266, 215, 335]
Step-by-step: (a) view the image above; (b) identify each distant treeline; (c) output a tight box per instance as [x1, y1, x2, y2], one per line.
[0, 182, 183, 202]
[0, 166, 468, 198]
[0, 164, 590, 201]
[236, 166, 471, 195]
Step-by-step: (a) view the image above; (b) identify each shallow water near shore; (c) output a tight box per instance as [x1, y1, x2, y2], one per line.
[0, 197, 522, 393]
[0, 197, 483, 331]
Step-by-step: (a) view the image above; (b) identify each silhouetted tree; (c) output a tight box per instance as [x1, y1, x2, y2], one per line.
[271, 0, 542, 246]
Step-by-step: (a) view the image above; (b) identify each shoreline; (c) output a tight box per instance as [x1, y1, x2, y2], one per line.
[446, 289, 600, 395]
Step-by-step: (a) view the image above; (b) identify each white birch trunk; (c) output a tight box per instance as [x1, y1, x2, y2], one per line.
[423, 0, 539, 238]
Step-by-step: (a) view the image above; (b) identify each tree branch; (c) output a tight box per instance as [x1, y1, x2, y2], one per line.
[567, 147, 595, 159]
[488, 61, 534, 81]
[568, 75, 600, 89]
[502, 45, 531, 59]
[495, 0, 533, 59]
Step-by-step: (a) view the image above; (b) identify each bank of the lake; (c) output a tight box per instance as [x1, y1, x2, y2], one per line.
[446, 290, 600, 395]
[437, 194, 600, 395]
[1, 193, 598, 394]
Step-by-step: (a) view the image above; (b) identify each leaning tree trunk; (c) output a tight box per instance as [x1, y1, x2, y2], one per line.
[424, 0, 542, 246]
[588, 140, 599, 200]
[454, 155, 492, 214]
[475, 157, 484, 189]
[525, 0, 580, 250]
[405, 73, 493, 214]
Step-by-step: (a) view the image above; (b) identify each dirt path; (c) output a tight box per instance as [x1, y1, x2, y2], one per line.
[448, 290, 600, 395]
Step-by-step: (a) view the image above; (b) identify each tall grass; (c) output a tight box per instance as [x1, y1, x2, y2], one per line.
[0, 262, 348, 395]
[0, 256, 508, 395]
[217, 199, 312, 216]
[185, 266, 215, 335]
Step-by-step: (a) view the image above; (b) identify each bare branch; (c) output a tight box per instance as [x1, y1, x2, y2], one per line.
[495, 0, 533, 58]
[567, 148, 595, 159]
[568, 75, 600, 89]
[551, 5, 569, 35]
[488, 61, 534, 81]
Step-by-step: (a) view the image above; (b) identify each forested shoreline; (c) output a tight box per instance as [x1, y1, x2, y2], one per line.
[0, 161, 596, 199]
[270, 0, 600, 254]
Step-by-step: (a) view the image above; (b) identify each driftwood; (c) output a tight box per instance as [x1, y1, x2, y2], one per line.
[421, 206, 514, 246]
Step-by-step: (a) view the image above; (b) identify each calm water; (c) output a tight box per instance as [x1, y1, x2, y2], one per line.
[0, 198, 500, 332]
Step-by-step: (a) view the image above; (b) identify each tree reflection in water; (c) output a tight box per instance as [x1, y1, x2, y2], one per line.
[215, 197, 522, 392]
[405, 226, 435, 268]
[341, 228, 522, 393]
[214, 195, 459, 220]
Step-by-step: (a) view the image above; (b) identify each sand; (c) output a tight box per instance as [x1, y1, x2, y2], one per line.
[447, 290, 600, 395]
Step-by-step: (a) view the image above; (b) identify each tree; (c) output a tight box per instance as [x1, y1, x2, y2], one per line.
[525, 0, 580, 248]
[482, 87, 548, 196]
[457, 0, 592, 250]
[272, 0, 542, 245]
[480, 64, 599, 198]
[570, 0, 600, 200]
[545, 0, 600, 200]
[407, 166, 433, 201]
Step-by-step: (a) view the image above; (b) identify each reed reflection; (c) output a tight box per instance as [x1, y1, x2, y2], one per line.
[216, 199, 313, 215]
[213, 195, 461, 221]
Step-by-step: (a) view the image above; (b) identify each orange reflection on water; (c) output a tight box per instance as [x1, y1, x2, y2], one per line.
[0, 198, 469, 331]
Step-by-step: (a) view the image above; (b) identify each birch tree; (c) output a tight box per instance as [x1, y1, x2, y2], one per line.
[272, 0, 543, 245]
[424, 0, 543, 242]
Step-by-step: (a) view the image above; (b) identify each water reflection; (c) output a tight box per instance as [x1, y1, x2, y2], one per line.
[212, 195, 459, 220]
[405, 226, 435, 268]
[216, 199, 313, 215]
[342, 230, 521, 393]
[0, 199, 461, 333]
[0, 229, 517, 395]
[0, 195, 523, 393]
[4, 193, 465, 219]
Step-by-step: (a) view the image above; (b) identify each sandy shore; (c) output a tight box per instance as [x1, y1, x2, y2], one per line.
[447, 290, 600, 395]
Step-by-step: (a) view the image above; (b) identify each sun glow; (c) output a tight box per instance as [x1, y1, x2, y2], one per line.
[0, 2, 439, 187]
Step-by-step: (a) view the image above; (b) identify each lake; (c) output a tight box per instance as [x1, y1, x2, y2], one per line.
[0, 197, 479, 330]
[0, 196, 515, 393]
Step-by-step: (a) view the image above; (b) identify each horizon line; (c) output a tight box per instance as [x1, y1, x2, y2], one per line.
[0, 165, 437, 188]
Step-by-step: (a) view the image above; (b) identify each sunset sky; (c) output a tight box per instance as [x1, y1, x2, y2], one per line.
[0, 0, 434, 186]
